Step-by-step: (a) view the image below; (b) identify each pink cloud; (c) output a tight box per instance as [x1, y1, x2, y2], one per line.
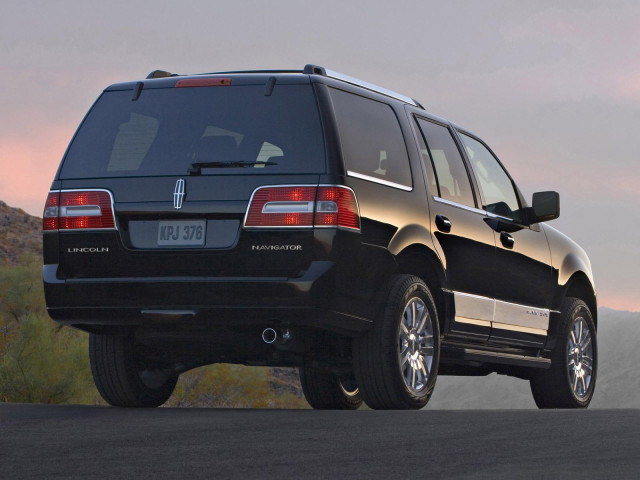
[598, 290, 640, 313]
[0, 124, 75, 216]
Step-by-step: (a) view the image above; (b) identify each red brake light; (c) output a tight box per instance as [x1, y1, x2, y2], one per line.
[245, 187, 316, 228]
[316, 186, 360, 231]
[244, 185, 360, 230]
[175, 78, 232, 88]
[43, 190, 116, 231]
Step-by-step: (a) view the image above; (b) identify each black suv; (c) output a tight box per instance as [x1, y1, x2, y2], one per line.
[43, 64, 597, 410]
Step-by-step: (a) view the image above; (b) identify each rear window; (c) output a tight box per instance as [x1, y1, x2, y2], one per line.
[59, 84, 325, 178]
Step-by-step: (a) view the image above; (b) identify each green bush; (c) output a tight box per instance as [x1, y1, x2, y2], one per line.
[0, 313, 97, 404]
[0, 260, 98, 404]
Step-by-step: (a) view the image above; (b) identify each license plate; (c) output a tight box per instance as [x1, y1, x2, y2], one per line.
[157, 220, 206, 247]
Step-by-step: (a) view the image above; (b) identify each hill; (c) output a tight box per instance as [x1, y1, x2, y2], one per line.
[0, 200, 42, 264]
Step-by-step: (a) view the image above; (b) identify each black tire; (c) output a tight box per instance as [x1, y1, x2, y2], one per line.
[530, 297, 597, 409]
[299, 367, 363, 410]
[89, 333, 178, 408]
[353, 275, 440, 410]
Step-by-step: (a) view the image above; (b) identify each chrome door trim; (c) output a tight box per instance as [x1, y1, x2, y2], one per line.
[346, 170, 413, 191]
[494, 298, 550, 331]
[453, 291, 494, 325]
[452, 291, 550, 335]
[433, 196, 486, 216]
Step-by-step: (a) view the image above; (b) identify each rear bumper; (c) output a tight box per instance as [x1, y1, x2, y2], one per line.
[44, 262, 373, 335]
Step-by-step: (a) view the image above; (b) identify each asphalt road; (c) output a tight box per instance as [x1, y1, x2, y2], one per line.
[1, 404, 638, 479]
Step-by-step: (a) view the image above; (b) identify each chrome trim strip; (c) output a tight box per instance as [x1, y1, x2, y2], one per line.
[454, 317, 492, 328]
[62, 205, 102, 217]
[491, 323, 548, 336]
[324, 69, 418, 106]
[262, 201, 314, 213]
[485, 211, 514, 222]
[433, 196, 485, 215]
[346, 171, 412, 191]
[453, 291, 494, 323]
[452, 290, 549, 334]
[494, 299, 550, 331]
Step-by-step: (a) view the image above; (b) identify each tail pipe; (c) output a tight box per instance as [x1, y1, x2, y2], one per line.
[261, 328, 292, 344]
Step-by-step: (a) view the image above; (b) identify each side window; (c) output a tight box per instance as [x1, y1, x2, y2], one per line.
[416, 119, 475, 208]
[330, 88, 412, 189]
[413, 119, 438, 195]
[459, 133, 520, 218]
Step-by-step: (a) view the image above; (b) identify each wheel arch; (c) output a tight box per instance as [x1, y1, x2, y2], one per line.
[394, 244, 449, 333]
[560, 272, 598, 329]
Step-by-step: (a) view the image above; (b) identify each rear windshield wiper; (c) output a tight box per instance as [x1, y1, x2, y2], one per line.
[188, 161, 278, 175]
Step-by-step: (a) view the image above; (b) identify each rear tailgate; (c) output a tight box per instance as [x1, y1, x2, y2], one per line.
[48, 75, 326, 280]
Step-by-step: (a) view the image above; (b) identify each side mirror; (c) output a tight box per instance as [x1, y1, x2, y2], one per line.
[531, 191, 560, 223]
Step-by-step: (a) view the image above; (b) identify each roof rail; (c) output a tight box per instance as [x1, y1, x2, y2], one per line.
[200, 69, 303, 75]
[144, 65, 425, 109]
[303, 64, 421, 108]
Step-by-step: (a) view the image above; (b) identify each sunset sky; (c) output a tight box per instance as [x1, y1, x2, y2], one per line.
[1, 0, 638, 311]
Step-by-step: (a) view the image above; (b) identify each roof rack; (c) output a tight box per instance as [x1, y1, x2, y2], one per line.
[303, 64, 421, 108]
[144, 65, 424, 108]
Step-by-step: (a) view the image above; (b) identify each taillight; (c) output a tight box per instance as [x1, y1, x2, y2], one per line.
[43, 190, 116, 231]
[245, 186, 316, 228]
[244, 185, 360, 231]
[315, 186, 360, 231]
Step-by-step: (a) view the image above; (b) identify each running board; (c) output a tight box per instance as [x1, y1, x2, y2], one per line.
[441, 344, 551, 369]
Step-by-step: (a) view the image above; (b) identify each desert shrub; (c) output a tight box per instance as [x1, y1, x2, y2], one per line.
[168, 364, 308, 409]
[0, 261, 98, 404]
[0, 312, 97, 404]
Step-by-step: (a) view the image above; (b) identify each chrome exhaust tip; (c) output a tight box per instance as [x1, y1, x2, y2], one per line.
[262, 328, 277, 344]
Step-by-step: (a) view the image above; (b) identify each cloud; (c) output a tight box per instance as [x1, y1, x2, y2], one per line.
[0, 123, 75, 216]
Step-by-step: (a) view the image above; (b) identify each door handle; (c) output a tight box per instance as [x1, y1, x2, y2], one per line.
[500, 231, 515, 249]
[435, 215, 452, 233]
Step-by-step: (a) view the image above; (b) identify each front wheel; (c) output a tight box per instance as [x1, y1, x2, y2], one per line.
[353, 275, 440, 410]
[89, 333, 178, 408]
[530, 297, 597, 408]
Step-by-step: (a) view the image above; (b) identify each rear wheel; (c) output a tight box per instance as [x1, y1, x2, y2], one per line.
[353, 275, 440, 410]
[89, 333, 178, 408]
[530, 297, 597, 408]
[299, 367, 362, 410]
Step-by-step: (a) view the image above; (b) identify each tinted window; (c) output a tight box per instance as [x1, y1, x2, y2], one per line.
[413, 119, 438, 195]
[60, 84, 325, 178]
[330, 88, 412, 188]
[459, 133, 520, 218]
[416, 119, 475, 208]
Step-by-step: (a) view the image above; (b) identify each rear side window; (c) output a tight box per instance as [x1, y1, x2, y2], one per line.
[330, 88, 412, 189]
[416, 118, 476, 208]
[59, 84, 325, 178]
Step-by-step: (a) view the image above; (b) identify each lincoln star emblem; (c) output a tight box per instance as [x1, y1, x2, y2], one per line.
[173, 179, 186, 209]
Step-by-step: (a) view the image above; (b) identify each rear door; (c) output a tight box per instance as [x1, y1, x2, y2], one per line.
[415, 118, 496, 343]
[54, 77, 326, 280]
